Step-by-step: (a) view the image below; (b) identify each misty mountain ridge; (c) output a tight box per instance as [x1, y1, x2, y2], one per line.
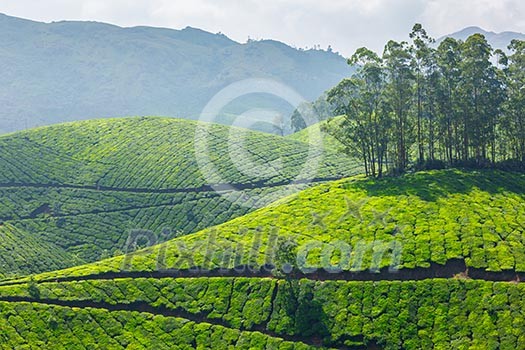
[439, 26, 525, 51]
[0, 13, 350, 134]
[1, 13, 524, 135]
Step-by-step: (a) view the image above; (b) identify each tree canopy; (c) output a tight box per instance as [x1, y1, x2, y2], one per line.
[327, 24, 525, 176]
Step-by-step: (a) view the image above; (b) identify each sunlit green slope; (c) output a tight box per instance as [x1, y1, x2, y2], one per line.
[287, 116, 344, 153]
[0, 223, 76, 279]
[28, 169, 525, 279]
[1, 169, 524, 349]
[0, 117, 361, 277]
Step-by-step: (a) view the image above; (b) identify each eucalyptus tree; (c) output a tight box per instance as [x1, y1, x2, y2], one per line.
[410, 24, 436, 164]
[436, 38, 463, 163]
[459, 34, 505, 164]
[504, 40, 525, 162]
[327, 26, 523, 177]
[382, 40, 414, 174]
[327, 48, 388, 176]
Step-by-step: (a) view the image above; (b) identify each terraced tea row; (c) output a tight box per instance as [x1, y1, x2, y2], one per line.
[0, 301, 321, 350]
[0, 117, 361, 277]
[27, 170, 524, 281]
[0, 224, 76, 276]
[0, 186, 279, 265]
[0, 277, 524, 349]
[0, 117, 360, 189]
[0, 189, 238, 278]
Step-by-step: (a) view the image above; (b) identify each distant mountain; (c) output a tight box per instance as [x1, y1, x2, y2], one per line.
[439, 26, 525, 51]
[0, 14, 352, 134]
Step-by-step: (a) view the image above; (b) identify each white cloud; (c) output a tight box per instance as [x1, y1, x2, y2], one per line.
[0, 0, 524, 56]
[420, 0, 525, 37]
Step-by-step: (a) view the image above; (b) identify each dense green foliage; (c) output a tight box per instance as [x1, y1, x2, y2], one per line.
[17, 170, 525, 282]
[0, 301, 319, 349]
[0, 117, 361, 276]
[1, 184, 300, 265]
[328, 24, 525, 176]
[1, 277, 525, 349]
[0, 278, 276, 330]
[0, 224, 76, 278]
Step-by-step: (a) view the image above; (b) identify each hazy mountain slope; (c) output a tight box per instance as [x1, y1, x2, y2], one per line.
[440, 26, 525, 51]
[0, 117, 361, 277]
[0, 13, 351, 134]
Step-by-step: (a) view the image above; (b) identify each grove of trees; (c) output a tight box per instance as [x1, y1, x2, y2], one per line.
[327, 24, 525, 177]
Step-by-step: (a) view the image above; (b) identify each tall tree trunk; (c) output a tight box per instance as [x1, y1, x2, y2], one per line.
[417, 75, 424, 164]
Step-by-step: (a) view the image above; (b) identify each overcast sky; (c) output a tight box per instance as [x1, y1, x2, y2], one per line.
[1, 0, 524, 56]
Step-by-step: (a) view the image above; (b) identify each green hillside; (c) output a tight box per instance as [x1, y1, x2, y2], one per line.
[1, 278, 523, 349]
[0, 223, 76, 276]
[22, 169, 524, 280]
[0, 117, 361, 277]
[1, 170, 525, 349]
[0, 117, 356, 188]
[288, 117, 344, 153]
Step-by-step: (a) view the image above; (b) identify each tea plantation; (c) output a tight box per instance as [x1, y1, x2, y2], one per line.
[0, 277, 524, 348]
[287, 117, 343, 153]
[0, 170, 524, 348]
[0, 117, 361, 277]
[21, 169, 524, 280]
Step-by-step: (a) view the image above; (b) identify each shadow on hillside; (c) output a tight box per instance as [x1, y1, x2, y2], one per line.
[278, 280, 330, 345]
[349, 169, 525, 201]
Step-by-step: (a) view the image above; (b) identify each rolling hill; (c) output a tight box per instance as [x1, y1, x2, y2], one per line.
[0, 170, 524, 349]
[0, 223, 76, 276]
[0, 13, 352, 134]
[0, 117, 361, 278]
[287, 116, 344, 153]
[20, 169, 525, 280]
